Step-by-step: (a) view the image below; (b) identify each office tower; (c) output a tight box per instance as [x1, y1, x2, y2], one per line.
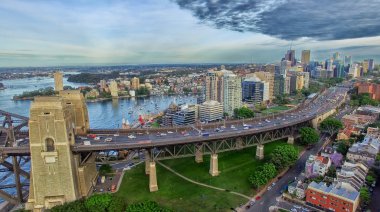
[362, 60, 369, 74]
[248, 71, 274, 101]
[265, 64, 276, 73]
[349, 64, 360, 78]
[109, 80, 118, 97]
[289, 75, 297, 94]
[131, 77, 140, 90]
[344, 56, 352, 66]
[326, 58, 334, 71]
[199, 100, 223, 122]
[369, 59, 375, 71]
[334, 62, 346, 78]
[173, 104, 196, 125]
[54, 71, 63, 91]
[301, 50, 311, 65]
[205, 69, 224, 103]
[333, 52, 341, 61]
[222, 72, 242, 116]
[285, 50, 296, 66]
[242, 77, 264, 104]
[280, 60, 291, 76]
[284, 76, 291, 94]
[274, 75, 285, 96]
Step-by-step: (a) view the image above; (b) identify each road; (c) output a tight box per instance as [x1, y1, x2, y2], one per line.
[246, 134, 329, 212]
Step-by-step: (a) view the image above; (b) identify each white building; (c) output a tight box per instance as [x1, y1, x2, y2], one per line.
[222, 71, 242, 116]
[305, 155, 332, 178]
[199, 100, 223, 122]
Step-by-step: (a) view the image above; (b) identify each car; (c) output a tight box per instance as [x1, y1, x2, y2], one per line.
[244, 127, 249, 130]
[267, 186, 272, 191]
[160, 133, 167, 136]
[104, 138, 112, 142]
[100, 188, 104, 192]
[94, 137, 100, 141]
[137, 132, 144, 135]
[290, 208, 297, 212]
[156, 133, 161, 137]
[113, 134, 119, 137]
[272, 182, 276, 186]
[230, 125, 236, 129]
[255, 196, 261, 200]
[183, 133, 190, 136]
[294, 205, 301, 209]
[220, 126, 226, 129]
[249, 200, 255, 206]
[167, 131, 174, 134]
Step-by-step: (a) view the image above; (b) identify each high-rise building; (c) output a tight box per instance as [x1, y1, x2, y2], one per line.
[131, 77, 140, 90]
[284, 76, 291, 94]
[348, 64, 360, 78]
[280, 60, 291, 76]
[334, 62, 346, 78]
[362, 60, 369, 74]
[333, 52, 341, 61]
[344, 55, 352, 66]
[289, 75, 297, 94]
[248, 71, 274, 101]
[54, 71, 63, 91]
[205, 69, 224, 103]
[199, 100, 223, 122]
[264, 64, 276, 73]
[222, 72, 242, 116]
[109, 80, 118, 97]
[285, 50, 296, 66]
[274, 75, 285, 96]
[301, 50, 311, 65]
[242, 77, 264, 104]
[369, 59, 375, 71]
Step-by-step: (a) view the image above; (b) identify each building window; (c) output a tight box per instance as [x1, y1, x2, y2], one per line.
[45, 138, 55, 152]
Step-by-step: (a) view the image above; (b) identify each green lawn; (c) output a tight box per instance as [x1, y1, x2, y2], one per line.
[261, 106, 290, 114]
[116, 140, 293, 212]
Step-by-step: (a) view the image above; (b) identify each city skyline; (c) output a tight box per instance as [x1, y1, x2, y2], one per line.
[0, 0, 380, 67]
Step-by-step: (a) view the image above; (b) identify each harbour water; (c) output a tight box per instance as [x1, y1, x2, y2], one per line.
[0, 76, 196, 202]
[0, 77, 196, 128]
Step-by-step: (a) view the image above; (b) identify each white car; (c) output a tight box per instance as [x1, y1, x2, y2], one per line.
[267, 186, 272, 191]
[113, 134, 120, 137]
[160, 133, 167, 136]
[94, 137, 100, 141]
[104, 138, 112, 142]
[244, 127, 249, 130]
[230, 125, 236, 129]
[128, 135, 136, 139]
[167, 131, 174, 134]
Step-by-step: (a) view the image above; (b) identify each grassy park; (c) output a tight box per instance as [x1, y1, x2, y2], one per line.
[261, 105, 290, 115]
[116, 140, 299, 211]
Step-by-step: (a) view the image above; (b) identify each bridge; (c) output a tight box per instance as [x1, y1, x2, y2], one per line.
[0, 87, 348, 210]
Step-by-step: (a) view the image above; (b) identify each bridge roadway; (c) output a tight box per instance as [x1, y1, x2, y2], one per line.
[0, 86, 348, 155]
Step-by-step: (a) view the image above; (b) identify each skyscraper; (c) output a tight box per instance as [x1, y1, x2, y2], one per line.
[109, 80, 118, 97]
[333, 52, 341, 61]
[369, 59, 375, 71]
[222, 72, 242, 116]
[205, 69, 224, 103]
[54, 71, 63, 91]
[301, 50, 311, 65]
[274, 75, 285, 96]
[242, 77, 264, 104]
[285, 50, 296, 66]
[362, 60, 369, 74]
[249, 71, 274, 101]
[344, 56, 352, 66]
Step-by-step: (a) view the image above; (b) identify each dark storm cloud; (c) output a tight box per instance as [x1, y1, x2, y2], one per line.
[174, 0, 380, 40]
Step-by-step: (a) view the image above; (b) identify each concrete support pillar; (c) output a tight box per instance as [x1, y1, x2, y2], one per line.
[209, 154, 220, 176]
[145, 150, 150, 175]
[287, 136, 294, 145]
[256, 144, 264, 160]
[236, 138, 244, 150]
[149, 161, 158, 192]
[311, 118, 318, 129]
[195, 146, 203, 163]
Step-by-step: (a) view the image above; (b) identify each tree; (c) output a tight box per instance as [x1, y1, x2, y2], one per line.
[248, 163, 277, 188]
[326, 166, 337, 178]
[270, 145, 298, 170]
[99, 164, 113, 176]
[360, 187, 371, 206]
[50, 199, 86, 212]
[85, 193, 113, 212]
[107, 195, 126, 212]
[366, 175, 375, 186]
[126, 201, 172, 212]
[319, 118, 343, 136]
[234, 107, 254, 118]
[273, 95, 290, 105]
[299, 127, 319, 146]
[336, 141, 350, 155]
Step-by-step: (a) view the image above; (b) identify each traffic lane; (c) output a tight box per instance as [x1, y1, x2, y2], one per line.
[247, 134, 327, 212]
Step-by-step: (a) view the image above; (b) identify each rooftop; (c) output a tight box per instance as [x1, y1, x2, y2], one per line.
[308, 181, 359, 201]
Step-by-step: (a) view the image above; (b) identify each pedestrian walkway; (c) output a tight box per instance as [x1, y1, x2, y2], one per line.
[156, 161, 251, 200]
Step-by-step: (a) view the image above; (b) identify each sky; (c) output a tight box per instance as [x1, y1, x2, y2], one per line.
[0, 0, 379, 67]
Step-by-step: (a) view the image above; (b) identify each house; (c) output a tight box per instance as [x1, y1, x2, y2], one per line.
[336, 161, 369, 191]
[306, 181, 360, 212]
[305, 155, 332, 178]
[288, 181, 308, 199]
[347, 135, 380, 166]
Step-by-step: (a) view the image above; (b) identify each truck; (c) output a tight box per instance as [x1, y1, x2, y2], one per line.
[101, 176, 106, 184]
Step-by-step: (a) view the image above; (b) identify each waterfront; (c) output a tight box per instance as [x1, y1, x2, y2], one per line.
[0, 77, 196, 128]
